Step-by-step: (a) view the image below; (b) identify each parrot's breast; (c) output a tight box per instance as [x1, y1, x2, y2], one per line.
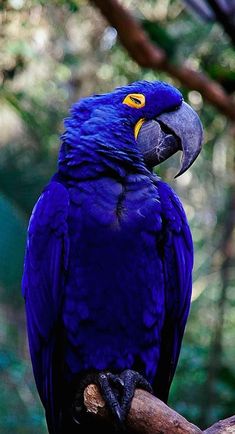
[62, 174, 165, 380]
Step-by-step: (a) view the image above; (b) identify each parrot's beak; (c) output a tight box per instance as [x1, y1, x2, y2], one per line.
[136, 101, 203, 177]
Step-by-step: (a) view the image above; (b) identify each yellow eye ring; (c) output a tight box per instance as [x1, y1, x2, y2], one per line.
[122, 93, 145, 109]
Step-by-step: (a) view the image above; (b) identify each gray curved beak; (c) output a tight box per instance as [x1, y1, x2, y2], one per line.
[137, 101, 203, 177]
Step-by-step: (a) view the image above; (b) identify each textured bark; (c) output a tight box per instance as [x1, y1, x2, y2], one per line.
[91, 0, 235, 122]
[204, 415, 235, 434]
[82, 384, 234, 434]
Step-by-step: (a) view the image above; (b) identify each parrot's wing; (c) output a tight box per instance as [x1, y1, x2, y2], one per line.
[22, 181, 69, 430]
[154, 180, 193, 402]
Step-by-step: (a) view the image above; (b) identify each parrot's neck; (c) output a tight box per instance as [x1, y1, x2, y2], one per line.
[58, 106, 149, 180]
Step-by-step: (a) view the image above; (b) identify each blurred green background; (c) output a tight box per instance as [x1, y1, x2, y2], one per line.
[0, 1, 235, 432]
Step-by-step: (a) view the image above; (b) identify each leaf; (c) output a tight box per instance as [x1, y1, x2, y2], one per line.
[0, 193, 27, 301]
[141, 19, 177, 59]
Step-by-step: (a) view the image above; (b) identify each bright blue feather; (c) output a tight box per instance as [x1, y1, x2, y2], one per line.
[22, 182, 70, 430]
[22, 80, 193, 433]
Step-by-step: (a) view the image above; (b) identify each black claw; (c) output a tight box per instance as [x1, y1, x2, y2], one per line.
[108, 373, 125, 390]
[72, 413, 81, 425]
[114, 405, 123, 423]
[119, 369, 153, 417]
[98, 373, 123, 423]
[115, 377, 125, 389]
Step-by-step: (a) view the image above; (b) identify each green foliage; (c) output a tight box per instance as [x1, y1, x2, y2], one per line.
[142, 20, 177, 58]
[0, 348, 46, 434]
[0, 194, 26, 302]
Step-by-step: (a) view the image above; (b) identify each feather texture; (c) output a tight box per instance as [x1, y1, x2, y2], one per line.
[22, 80, 194, 433]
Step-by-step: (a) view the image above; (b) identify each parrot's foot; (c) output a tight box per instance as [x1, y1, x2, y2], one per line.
[113, 369, 152, 421]
[73, 369, 152, 427]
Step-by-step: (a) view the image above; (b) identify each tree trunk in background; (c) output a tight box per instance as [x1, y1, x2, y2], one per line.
[200, 187, 235, 427]
[206, 0, 235, 48]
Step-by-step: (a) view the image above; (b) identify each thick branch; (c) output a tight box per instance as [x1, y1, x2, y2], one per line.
[83, 385, 235, 434]
[91, 0, 235, 122]
[83, 384, 202, 433]
[204, 415, 235, 434]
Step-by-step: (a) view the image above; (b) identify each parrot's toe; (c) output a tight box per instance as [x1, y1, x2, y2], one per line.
[118, 369, 153, 418]
[97, 372, 124, 423]
[98, 369, 153, 425]
[73, 369, 152, 428]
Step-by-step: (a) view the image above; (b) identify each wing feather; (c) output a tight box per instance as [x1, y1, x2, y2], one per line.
[22, 181, 69, 432]
[153, 180, 193, 402]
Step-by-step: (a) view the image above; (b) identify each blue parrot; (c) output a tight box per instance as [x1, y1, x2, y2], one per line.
[22, 80, 203, 433]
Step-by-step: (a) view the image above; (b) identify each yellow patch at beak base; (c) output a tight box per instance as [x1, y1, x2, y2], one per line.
[134, 118, 145, 140]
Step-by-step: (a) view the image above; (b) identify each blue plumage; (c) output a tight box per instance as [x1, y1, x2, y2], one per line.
[22, 80, 196, 433]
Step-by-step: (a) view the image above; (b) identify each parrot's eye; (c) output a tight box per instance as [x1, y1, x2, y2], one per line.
[122, 93, 145, 109]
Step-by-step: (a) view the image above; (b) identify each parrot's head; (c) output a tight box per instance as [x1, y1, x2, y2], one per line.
[60, 80, 203, 178]
[116, 80, 203, 177]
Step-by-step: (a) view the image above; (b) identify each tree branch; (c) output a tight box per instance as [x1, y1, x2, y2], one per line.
[206, 0, 235, 48]
[83, 384, 235, 434]
[91, 0, 235, 122]
[204, 415, 235, 434]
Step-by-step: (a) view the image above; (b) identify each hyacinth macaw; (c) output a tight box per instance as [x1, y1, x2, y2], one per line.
[22, 80, 203, 433]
